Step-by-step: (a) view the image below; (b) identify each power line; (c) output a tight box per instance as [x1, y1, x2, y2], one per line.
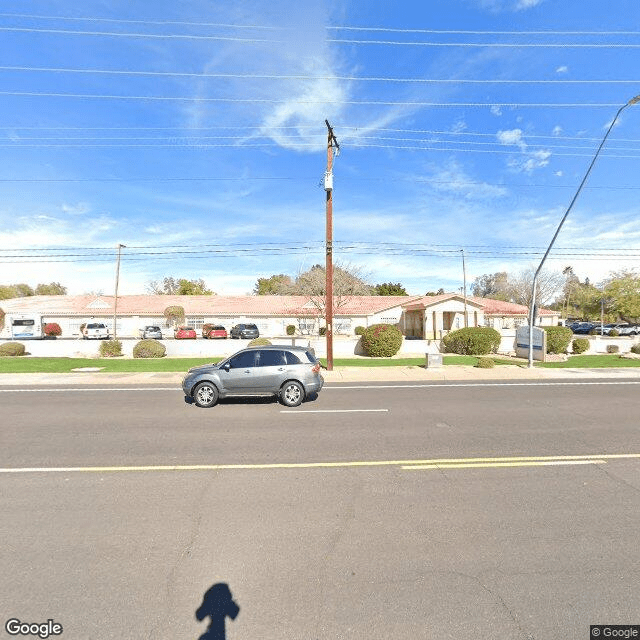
[2, 64, 640, 84]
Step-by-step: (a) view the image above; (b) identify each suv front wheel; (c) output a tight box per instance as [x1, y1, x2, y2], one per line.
[280, 381, 305, 407]
[193, 381, 219, 408]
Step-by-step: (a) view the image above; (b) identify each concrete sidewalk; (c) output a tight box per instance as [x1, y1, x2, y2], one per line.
[2, 365, 640, 386]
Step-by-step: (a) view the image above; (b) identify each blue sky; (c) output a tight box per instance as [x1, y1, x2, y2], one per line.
[2, 0, 640, 296]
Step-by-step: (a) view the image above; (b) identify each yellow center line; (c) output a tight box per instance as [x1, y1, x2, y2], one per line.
[402, 459, 607, 470]
[0, 453, 638, 474]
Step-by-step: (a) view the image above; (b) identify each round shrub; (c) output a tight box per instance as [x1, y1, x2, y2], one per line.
[248, 337, 272, 347]
[607, 344, 619, 354]
[475, 357, 495, 368]
[442, 327, 501, 355]
[99, 339, 122, 357]
[0, 342, 26, 356]
[286, 324, 296, 336]
[133, 339, 166, 358]
[543, 326, 573, 354]
[354, 326, 365, 336]
[44, 322, 62, 337]
[631, 343, 640, 355]
[361, 323, 403, 357]
[572, 338, 590, 354]
[609, 329, 620, 337]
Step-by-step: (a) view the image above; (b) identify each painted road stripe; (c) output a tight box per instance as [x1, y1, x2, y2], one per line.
[402, 460, 606, 470]
[280, 409, 389, 414]
[0, 453, 638, 474]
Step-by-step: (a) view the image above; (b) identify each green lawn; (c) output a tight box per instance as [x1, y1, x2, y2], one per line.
[538, 354, 640, 368]
[0, 354, 528, 373]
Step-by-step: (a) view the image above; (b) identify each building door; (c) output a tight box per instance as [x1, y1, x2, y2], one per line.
[443, 312, 455, 331]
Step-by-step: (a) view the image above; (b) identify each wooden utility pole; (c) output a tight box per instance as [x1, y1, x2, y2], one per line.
[113, 243, 125, 340]
[324, 120, 339, 371]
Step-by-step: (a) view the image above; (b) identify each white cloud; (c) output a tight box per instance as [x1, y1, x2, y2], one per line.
[556, 65, 569, 74]
[552, 125, 563, 136]
[490, 105, 503, 116]
[497, 128, 527, 150]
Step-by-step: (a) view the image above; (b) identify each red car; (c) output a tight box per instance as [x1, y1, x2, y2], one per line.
[174, 326, 197, 339]
[202, 324, 228, 339]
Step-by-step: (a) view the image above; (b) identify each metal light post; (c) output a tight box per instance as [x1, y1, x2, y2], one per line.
[113, 243, 126, 340]
[527, 95, 640, 368]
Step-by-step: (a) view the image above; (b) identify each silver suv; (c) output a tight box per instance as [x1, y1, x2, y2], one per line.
[182, 345, 324, 408]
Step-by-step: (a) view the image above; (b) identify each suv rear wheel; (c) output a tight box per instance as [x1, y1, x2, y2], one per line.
[280, 381, 304, 407]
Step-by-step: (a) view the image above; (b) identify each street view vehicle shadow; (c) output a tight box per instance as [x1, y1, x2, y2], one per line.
[184, 392, 319, 407]
[195, 582, 239, 639]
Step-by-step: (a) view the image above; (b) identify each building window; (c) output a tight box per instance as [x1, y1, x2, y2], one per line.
[187, 317, 205, 330]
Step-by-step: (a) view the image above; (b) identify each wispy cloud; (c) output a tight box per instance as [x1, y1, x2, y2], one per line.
[497, 129, 551, 173]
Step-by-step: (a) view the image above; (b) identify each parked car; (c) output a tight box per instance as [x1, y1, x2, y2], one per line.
[589, 323, 623, 336]
[174, 326, 197, 339]
[230, 323, 260, 339]
[82, 322, 110, 340]
[139, 325, 163, 339]
[202, 324, 228, 339]
[182, 345, 323, 408]
[617, 324, 639, 337]
[572, 322, 596, 334]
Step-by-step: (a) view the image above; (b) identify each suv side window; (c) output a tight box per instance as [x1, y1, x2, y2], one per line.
[228, 351, 256, 368]
[284, 351, 302, 365]
[257, 350, 286, 367]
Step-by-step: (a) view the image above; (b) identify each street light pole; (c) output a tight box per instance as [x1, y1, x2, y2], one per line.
[324, 120, 339, 371]
[527, 94, 640, 368]
[113, 243, 126, 341]
[460, 249, 468, 328]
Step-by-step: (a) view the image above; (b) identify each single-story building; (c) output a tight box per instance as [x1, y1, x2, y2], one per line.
[0, 293, 559, 339]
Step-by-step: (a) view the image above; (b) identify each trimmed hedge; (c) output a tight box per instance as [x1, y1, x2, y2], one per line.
[442, 327, 501, 355]
[572, 338, 590, 354]
[475, 357, 495, 368]
[286, 325, 296, 336]
[631, 343, 640, 355]
[0, 342, 26, 356]
[44, 322, 62, 337]
[543, 326, 573, 354]
[99, 339, 122, 357]
[248, 337, 272, 346]
[354, 326, 365, 336]
[607, 344, 620, 354]
[133, 339, 166, 358]
[360, 323, 403, 357]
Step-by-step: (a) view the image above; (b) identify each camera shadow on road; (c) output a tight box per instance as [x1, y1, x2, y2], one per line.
[195, 582, 240, 640]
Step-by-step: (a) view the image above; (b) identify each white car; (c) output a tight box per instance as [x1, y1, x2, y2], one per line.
[82, 323, 110, 339]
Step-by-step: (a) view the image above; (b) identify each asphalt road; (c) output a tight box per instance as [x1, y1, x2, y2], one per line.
[2, 380, 640, 639]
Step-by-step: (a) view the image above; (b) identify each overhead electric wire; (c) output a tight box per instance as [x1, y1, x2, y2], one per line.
[2, 64, 640, 84]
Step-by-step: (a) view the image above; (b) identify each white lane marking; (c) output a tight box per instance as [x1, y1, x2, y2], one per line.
[280, 409, 389, 414]
[0, 453, 637, 474]
[0, 387, 177, 392]
[402, 459, 606, 470]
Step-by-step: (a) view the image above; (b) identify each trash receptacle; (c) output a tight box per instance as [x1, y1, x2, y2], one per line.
[425, 353, 443, 368]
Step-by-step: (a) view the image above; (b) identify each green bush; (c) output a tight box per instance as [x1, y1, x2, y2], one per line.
[543, 326, 573, 354]
[607, 344, 619, 354]
[44, 322, 62, 337]
[354, 326, 365, 336]
[248, 337, 272, 346]
[99, 339, 122, 357]
[572, 338, 590, 354]
[133, 339, 166, 358]
[609, 329, 620, 337]
[442, 327, 501, 355]
[0, 342, 26, 356]
[631, 343, 640, 355]
[475, 357, 495, 368]
[361, 323, 403, 357]
[286, 324, 296, 336]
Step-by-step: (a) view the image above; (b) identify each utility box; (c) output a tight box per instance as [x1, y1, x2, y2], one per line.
[324, 172, 333, 191]
[425, 353, 443, 368]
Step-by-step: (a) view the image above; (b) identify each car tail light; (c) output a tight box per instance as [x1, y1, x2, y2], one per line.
[311, 363, 321, 374]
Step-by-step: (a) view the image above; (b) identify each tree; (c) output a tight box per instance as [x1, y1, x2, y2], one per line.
[471, 272, 510, 300]
[163, 305, 185, 328]
[425, 288, 446, 296]
[35, 282, 68, 296]
[0, 283, 36, 299]
[603, 270, 640, 321]
[253, 274, 293, 295]
[374, 282, 408, 296]
[147, 277, 214, 295]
